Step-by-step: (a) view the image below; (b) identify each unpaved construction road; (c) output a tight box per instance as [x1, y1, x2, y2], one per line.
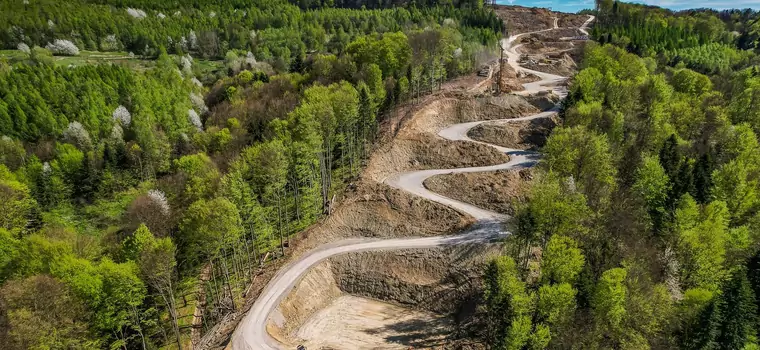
[231, 15, 595, 350]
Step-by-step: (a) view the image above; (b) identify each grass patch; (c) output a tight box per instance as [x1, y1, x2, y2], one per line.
[0, 49, 225, 78]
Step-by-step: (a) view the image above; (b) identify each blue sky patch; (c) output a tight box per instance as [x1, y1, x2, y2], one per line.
[494, 0, 760, 13]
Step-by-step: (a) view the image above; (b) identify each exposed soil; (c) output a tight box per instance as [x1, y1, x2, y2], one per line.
[494, 6, 556, 34]
[424, 169, 535, 215]
[269, 245, 503, 349]
[525, 91, 562, 111]
[497, 62, 542, 93]
[494, 5, 588, 34]
[290, 181, 475, 256]
[521, 54, 578, 77]
[519, 41, 575, 55]
[522, 28, 585, 42]
[558, 12, 592, 29]
[207, 7, 587, 349]
[297, 295, 452, 349]
[515, 29, 589, 76]
[365, 95, 539, 182]
[468, 114, 559, 150]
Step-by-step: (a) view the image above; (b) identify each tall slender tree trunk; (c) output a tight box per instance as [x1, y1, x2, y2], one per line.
[276, 192, 284, 256]
[161, 286, 182, 350]
[131, 304, 147, 350]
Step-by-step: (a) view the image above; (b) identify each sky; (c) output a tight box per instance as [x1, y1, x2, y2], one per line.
[494, 0, 760, 13]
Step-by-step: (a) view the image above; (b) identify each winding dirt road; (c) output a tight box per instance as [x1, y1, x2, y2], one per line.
[231, 15, 594, 350]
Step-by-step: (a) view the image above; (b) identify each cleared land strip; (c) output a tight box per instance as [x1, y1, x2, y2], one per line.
[231, 15, 594, 350]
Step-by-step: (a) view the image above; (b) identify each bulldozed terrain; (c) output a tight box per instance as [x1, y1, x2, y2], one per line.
[268, 245, 504, 349]
[222, 6, 591, 350]
[424, 169, 534, 216]
[468, 114, 559, 150]
[494, 5, 588, 35]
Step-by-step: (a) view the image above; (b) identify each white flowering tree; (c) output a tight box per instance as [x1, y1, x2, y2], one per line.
[190, 93, 208, 114]
[110, 124, 124, 143]
[180, 55, 193, 74]
[63, 121, 91, 149]
[188, 109, 203, 131]
[112, 105, 131, 127]
[179, 36, 188, 51]
[17, 42, 30, 54]
[101, 34, 120, 51]
[188, 30, 198, 49]
[246, 51, 257, 66]
[127, 8, 147, 19]
[148, 189, 171, 216]
[45, 39, 80, 56]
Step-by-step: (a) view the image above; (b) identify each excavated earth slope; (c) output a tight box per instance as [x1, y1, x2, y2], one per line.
[468, 114, 559, 150]
[228, 12, 594, 350]
[424, 169, 534, 216]
[268, 244, 504, 349]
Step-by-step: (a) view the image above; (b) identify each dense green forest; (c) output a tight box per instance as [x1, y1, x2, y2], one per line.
[481, 2, 760, 349]
[591, 0, 760, 74]
[0, 0, 501, 62]
[0, 0, 500, 348]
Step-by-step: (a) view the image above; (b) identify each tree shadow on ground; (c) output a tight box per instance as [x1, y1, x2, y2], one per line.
[364, 314, 454, 348]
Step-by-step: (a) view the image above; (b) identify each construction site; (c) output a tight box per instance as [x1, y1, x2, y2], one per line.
[202, 6, 596, 349]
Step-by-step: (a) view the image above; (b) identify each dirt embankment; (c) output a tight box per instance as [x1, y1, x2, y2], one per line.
[558, 13, 592, 28]
[424, 169, 535, 215]
[514, 27, 591, 76]
[269, 245, 504, 349]
[494, 5, 588, 34]
[494, 6, 555, 34]
[291, 181, 474, 257]
[203, 11, 570, 344]
[497, 62, 542, 93]
[365, 95, 539, 182]
[468, 114, 559, 150]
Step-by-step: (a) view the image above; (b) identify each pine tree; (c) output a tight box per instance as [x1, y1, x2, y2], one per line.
[693, 152, 714, 204]
[682, 298, 720, 349]
[716, 269, 757, 349]
[747, 250, 760, 321]
[659, 134, 680, 180]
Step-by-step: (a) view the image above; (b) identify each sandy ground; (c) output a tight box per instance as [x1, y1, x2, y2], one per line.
[296, 295, 453, 350]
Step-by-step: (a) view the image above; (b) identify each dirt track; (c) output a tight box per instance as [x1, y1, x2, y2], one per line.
[229, 13, 595, 350]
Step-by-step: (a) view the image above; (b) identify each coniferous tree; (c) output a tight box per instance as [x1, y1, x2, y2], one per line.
[693, 152, 714, 204]
[716, 269, 757, 349]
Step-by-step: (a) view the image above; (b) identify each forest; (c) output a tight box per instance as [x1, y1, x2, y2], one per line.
[481, 2, 760, 349]
[591, 0, 760, 74]
[0, 0, 501, 349]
